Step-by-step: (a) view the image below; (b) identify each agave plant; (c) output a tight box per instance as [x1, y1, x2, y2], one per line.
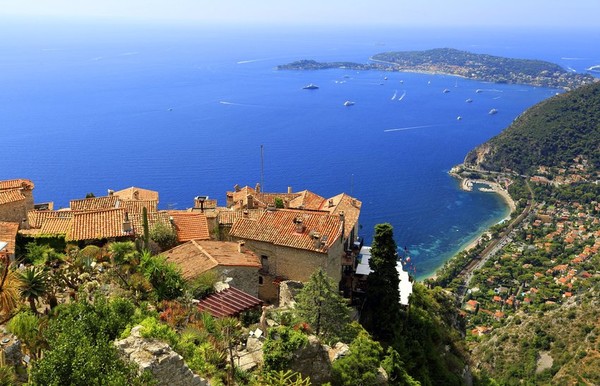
[17, 266, 48, 314]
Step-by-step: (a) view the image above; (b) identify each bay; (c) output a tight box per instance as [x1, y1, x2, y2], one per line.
[1, 20, 599, 279]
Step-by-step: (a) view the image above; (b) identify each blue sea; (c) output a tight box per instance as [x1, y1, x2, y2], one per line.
[2, 19, 599, 279]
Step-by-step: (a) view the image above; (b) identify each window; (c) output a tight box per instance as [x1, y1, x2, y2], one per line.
[261, 255, 269, 272]
[258, 276, 264, 285]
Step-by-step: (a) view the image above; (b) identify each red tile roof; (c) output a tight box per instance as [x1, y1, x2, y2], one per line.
[288, 190, 327, 210]
[70, 196, 119, 211]
[196, 286, 262, 318]
[229, 209, 342, 253]
[112, 187, 159, 201]
[40, 217, 72, 235]
[0, 179, 34, 191]
[167, 211, 210, 242]
[0, 189, 26, 205]
[129, 211, 172, 235]
[164, 240, 261, 281]
[0, 222, 19, 255]
[67, 208, 132, 241]
[119, 199, 158, 213]
[217, 209, 264, 225]
[27, 210, 73, 228]
[321, 193, 362, 238]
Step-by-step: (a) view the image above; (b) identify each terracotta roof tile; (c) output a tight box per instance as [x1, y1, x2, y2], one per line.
[67, 208, 132, 241]
[167, 211, 210, 242]
[0, 189, 26, 205]
[321, 193, 362, 238]
[0, 179, 34, 191]
[112, 187, 159, 201]
[217, 209, 264, 225]
[288, 190, 327, 210]
[165, 240, 261, 281]
[27, 210, 72, 228]
[229, 209, 342, 253]
[196, 286, 262, 318]
[70, 196, 118, 211]
[129, 211, 172, 234]
[0, 222, 19, 255]
[119, 200, 158, 214]
[40, 217, 72, 235]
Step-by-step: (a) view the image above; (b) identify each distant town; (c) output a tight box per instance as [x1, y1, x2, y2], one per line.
[277, 48, 598, 90]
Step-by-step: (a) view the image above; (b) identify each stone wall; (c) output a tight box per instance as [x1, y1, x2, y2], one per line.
[215, 266, 259, 298]
[115, 325, 209, 386]
[0, 197, 32, 226]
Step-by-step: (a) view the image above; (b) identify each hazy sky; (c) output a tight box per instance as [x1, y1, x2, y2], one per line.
[1, 0, 599, 28]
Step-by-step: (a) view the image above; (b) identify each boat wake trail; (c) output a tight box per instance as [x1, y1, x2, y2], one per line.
[398, 91, 406, 101]
[384, 124, 439, 132]
[219, 101, 262, 107]
[237, 58, 273, 64]
[391, 90, 397, 100]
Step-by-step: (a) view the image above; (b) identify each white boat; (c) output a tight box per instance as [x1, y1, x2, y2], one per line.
[344, 101, 355, 106]
[489, 108, 498, 115]
[302, 83, 319, 90]
[476, 89, 483, 93]
[443, 89, 450, 93]
[457, 116, 462, 120]
[465, 98, 473, 103]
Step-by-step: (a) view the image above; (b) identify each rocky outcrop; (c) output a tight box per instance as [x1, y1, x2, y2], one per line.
[279, 280, 304, 308]
[115, 325, 208, 386]
[289, 335, 333, 385]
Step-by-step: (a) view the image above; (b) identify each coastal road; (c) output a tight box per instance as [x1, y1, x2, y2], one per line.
[457, 179, 535, 302]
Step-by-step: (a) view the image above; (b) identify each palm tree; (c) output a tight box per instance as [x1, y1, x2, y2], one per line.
[17, 266, 47, 314]
[108, 241, 138, 266]
[0, 257, 19, 321]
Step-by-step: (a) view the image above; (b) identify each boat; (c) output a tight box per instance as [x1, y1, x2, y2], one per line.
[476, 89, 483, 93]
[465, 98, 473, 103]
[489, 108, 498, 115]
[384, 76, 388, 80]
[457, 116, 462, 120]
[443, 89, 450, 93]
[302, 83, 319, 90]
[343, 101, 355, 106]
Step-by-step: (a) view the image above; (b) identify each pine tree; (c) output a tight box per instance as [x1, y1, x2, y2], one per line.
[361, 223, 401, 342]
[295, 268, 351, 343]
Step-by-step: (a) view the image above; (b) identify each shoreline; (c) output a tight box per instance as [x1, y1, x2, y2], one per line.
[424, 172, 516, 281]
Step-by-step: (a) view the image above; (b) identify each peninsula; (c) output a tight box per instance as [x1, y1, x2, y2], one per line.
[277, 48, 597, 90]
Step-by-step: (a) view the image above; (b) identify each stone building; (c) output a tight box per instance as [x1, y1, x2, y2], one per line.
[0, 179, 35, 226]
[229, 209, 350, 304]
[164, 239, 262, 297]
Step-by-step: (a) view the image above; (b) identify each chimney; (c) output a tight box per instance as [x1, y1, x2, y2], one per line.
[288, 186, 293, 194]
[328, 199, 334, 207]
[246, 194, 254, 209]
[293, 217, 305, 233]
[243, 209, 249, 218]
[122, 212, 132, 234]
[238, 241, 245, 253]
[107, 189, 114, 195]
[255, 183, 261, 193]
[234, 184, 241, 192]
[133, 190, 139, 200]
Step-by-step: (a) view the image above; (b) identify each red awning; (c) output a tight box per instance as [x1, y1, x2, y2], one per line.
[196, 287, 262, 318]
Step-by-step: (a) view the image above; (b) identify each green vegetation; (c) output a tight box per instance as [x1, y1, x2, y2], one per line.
[361, 223, 401, 342]
[295, 268, 352, 344]
[465, 81, 600, 175]
[278, 49, 595, 89]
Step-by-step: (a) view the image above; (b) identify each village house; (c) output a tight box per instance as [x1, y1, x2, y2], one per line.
[0, 222, 19, 262]
[0, 179, 35, 226]
[229, 208, 353, 304]
[164, 240, 261, 297]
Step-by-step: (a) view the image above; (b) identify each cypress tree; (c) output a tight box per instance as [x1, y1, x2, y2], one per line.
[361, 223, 401, 342]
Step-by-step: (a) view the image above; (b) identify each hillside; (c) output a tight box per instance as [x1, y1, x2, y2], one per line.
[277, 48, 596, 89]
[464, 81, 600, 176]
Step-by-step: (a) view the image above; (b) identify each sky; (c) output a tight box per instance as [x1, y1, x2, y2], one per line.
[1, 0, 599, 28]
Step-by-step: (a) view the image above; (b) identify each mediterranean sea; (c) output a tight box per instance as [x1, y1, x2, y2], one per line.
[1, 19, 599, 279]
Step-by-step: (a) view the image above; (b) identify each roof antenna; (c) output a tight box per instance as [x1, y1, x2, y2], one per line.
[260, 144, 264, 192]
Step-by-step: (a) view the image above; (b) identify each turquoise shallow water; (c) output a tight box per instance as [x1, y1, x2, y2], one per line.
[1, 20, 598, 279]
